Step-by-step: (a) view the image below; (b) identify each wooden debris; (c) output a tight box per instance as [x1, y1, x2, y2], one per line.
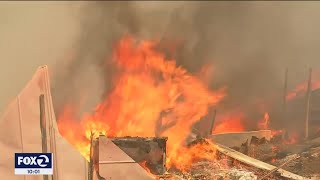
[209, 130, 272, 147]
[214, 143, 310, 180]
[258, 154, 300, 180]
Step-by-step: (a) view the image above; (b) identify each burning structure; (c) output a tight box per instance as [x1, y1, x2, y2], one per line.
[0, 35, 320, 180]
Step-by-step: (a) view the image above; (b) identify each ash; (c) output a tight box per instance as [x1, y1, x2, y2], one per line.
[161, 160, 258, 180]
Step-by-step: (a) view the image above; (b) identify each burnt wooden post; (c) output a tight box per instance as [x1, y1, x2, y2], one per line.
[88, 131, 95, 180]
[209, 109, 217, 135]
[283, 68, 288, 122]
[305, 68, 312, 139]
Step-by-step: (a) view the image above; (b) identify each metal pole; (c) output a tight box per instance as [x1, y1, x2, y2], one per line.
[305, 68, 312, 140]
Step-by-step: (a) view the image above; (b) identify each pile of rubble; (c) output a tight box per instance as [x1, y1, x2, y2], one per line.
[230, 135, 320, 179]
[159, 139, 282, 180]
[93, 134, 320, 180]
[165, 161, 259, 180]
[157, 134, 320, 180]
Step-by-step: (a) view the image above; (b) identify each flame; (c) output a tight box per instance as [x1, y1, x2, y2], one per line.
[167, 139, 217, 171]
[286, 74, 320, 101]
[57, 35, 226, 170]
[270, 130, 299, 145]
[258, 112, 270, 130]
[271, 129, 284, 137]
[213, 112, 245, 134]
[283, 132, 299, 145]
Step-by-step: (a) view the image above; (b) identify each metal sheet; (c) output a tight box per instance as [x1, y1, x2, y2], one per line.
[0, 99, 23, 180]
[98, 136, 155, 180]
[0, 66, 88, 180]
[99, 137, 136, 163]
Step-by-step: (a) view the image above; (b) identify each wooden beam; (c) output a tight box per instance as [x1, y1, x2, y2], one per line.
[214, 143, 309, 180]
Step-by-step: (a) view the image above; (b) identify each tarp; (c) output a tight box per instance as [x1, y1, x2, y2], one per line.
[0, 66, 88, 180]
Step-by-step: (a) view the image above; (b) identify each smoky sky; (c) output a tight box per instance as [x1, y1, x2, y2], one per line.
[50, 1, 320, 125]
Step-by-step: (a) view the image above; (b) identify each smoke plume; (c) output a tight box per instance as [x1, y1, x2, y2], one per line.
[50, 1, 320, 132]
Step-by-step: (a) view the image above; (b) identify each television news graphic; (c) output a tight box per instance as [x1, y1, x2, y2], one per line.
[14, 153, 53, 175]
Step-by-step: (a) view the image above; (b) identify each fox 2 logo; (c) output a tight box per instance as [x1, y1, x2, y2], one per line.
[15, 153, 52, 169]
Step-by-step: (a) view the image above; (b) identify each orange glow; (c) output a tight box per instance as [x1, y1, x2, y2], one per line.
[270, 130, 299, 145]
[271, 158, 277, 163]
[258, 112, 270, 130]
[213, 112, 245, 134]
[167, 140, 217, 171]
[283, 132, 298, 145]
[57, 35, 226, 170]
[286, 77, 320, 101]
[271, 130, 284, 137]
[271, 145, 279, 153]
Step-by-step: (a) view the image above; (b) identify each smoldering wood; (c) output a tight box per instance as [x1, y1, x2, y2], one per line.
[258, 154, 301, 180]
[214, 143, 308, 180]
[192, 107, 216, 138]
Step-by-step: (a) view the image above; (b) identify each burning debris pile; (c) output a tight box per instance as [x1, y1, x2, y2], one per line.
[56, 35, 320, 179]
[229, 134, 320, 179]
[166, 161, 259, 180]
[162, 138, 263, 180]
[58, 35, 226, 171]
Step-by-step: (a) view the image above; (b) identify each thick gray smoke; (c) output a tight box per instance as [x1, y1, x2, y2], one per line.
[52, 2, 181, 117]
[51, 1, 320, 133]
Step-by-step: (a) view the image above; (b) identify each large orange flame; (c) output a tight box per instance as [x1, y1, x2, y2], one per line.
[57, 35, 226, 170]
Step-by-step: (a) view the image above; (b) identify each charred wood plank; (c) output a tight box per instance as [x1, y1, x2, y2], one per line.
[214, 142, 309, 180]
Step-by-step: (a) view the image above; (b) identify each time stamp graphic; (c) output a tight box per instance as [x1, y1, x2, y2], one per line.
[14, 153, 53, 175]
[26, 169, 40, 175]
